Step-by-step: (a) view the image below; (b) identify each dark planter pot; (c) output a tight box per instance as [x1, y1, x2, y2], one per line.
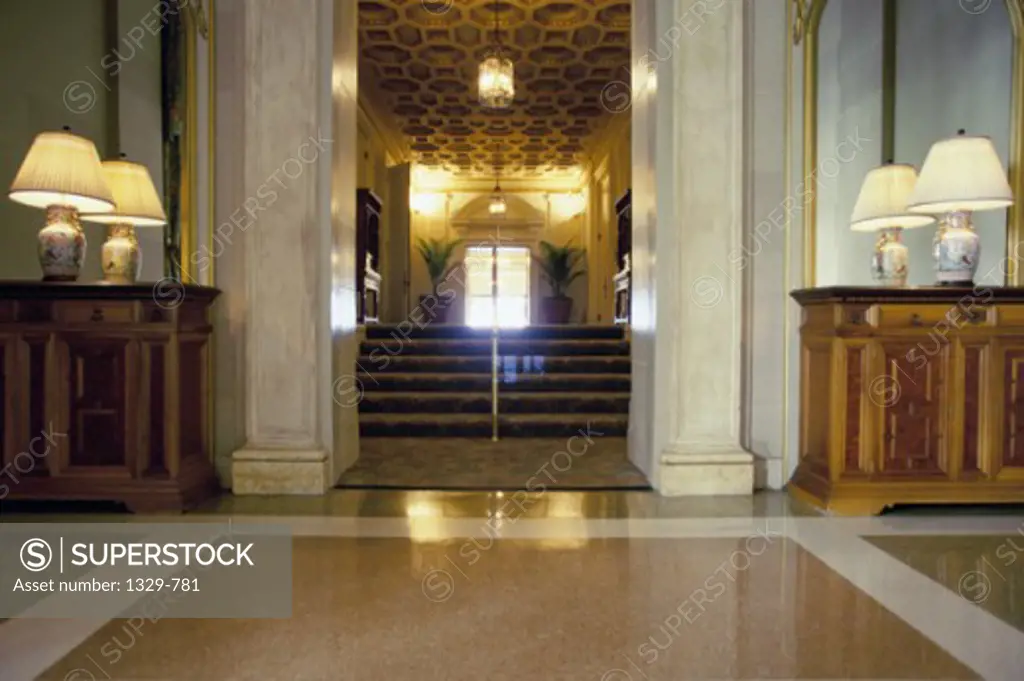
[419, 294, 452, 323]
[540, 296, 573, 324]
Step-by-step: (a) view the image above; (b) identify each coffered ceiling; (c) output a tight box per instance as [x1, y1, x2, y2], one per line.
[357, 0, 631, 179]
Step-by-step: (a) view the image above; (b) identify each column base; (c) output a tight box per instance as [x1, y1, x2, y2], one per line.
[231, 448, 330, 495]
[658, 443, 754, 496]
[754, 456, 786, 491]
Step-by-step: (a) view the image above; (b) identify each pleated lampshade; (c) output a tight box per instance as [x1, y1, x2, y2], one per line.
[908, 132, 1014, 214]
[82, 159, 166, 227]
[8, 130, 114, 213]
[851, 163, 935, 232]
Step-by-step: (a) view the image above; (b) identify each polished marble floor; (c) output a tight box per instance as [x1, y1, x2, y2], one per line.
[2, 491, 1023, 680]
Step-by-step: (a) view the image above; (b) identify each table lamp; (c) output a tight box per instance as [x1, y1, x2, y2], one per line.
[81, 156, 167, 284]
[907, 130, 1014, 286]
[8, 128, 115, 281]
[850, 162, 935, 287]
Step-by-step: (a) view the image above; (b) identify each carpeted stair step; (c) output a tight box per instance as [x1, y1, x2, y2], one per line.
[497, 355, 631, 374]
[359, 392, 492, 414]
[364, 324, 625, 341]
[499, 373, 631, 392]
[357, 355, 631, 375]
[358, 372, 630, 393]
[498, 392, 629, 414]
[358, 355, 492, 374]
[499, 413, 627, 437]
[358, 338, 630, 357]
[359, 413, 493, 437]
[358, 413, 627, 437]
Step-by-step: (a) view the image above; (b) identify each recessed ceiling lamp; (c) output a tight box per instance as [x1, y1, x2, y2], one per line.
[478, 0, 514, 109]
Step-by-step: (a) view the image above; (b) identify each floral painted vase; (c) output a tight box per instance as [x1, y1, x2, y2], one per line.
[871, 228, 909, 287]
[38, 207, 87, 281]
[101, 224, 141, 284]
[933, 212, 980, 286]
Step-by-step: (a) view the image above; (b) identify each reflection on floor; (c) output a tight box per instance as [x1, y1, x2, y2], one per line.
[867, 534, 1024, 633]
[337, 437, 649, 489]
[3, 491, 1024, 680]
[35, 538, 976, 680]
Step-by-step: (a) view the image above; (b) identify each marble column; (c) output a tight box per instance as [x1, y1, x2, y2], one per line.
[221, 0, 346, 495]
[630, 0, 754, 495]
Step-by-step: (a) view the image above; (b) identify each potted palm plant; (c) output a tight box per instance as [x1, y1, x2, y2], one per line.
[536, 240, 586, 324]
[416, 236, 462, 323]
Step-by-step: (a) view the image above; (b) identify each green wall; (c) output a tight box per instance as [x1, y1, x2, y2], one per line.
[0, 0, 165, 282]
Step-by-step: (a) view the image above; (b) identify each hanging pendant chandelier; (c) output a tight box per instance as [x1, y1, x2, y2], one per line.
[478, 1, 514, 109]
[489, 166, 507, 216]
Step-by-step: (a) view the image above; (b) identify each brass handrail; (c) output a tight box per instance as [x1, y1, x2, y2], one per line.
[491, 245, 500, 441]
[491, 325, 499, 441]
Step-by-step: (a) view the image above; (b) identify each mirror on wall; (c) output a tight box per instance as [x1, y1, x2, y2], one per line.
[807, 0, 1020, 287]
[893, 0, 1014, 286]
[812, 0, 885, 287]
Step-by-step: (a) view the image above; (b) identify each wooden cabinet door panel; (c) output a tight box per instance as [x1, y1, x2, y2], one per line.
[995, 341, 1024, 478]
[800, 339, 832, 477]
[7, 335, 53, 477]
[872, 342, 948, 476]
[59, 336, 137, 474]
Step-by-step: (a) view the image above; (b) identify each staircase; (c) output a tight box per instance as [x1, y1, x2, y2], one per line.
[357, 325, 630, 437]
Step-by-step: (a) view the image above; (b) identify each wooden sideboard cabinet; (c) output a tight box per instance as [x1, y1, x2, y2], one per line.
[0, 282, 220, 512]
[790, 286, 1024, 515]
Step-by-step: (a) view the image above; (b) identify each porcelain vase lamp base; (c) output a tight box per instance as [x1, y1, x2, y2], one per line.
[38, 206, 87, 282]
[872, 227, 909, 287]
[934, 211, 980, 286]
[101, 223, 142, 285]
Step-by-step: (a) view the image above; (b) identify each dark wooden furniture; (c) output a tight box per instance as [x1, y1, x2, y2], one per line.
[356, 189, 383, 324]
[790, 286, 1024, 515]
[613, 189, 631, 325]
[0, 282, 220, 512]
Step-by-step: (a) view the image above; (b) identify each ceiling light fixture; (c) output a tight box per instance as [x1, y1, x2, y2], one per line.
[478, 0, 514, 109]
[489, 164, 507, 216]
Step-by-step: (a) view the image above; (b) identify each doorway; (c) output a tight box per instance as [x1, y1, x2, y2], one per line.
[465, 245, 531, 328]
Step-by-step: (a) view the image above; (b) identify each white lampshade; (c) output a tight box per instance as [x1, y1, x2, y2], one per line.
[81, 159, 166, 227]
[8, 130, 115, 213]
[850, 163, 935, 232]
[908, 132, 1014, 213]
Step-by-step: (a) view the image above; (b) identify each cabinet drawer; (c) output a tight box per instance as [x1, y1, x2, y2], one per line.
[870, 303, 989, 329]
[993, 305, 1024, 327]
[54, 301, 136, 325]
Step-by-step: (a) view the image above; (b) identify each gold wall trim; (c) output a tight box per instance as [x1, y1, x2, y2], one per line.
[206, 0, 216, 464]
[208, 0, 216, 287]
[783, 0, 795, 485]
[793, 0, 827, 288]
[1007, 0, 1024, 284]
[180, 2, 214, 285]
[798, 0, 1024, 287]
[181, 15, 198, 283]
